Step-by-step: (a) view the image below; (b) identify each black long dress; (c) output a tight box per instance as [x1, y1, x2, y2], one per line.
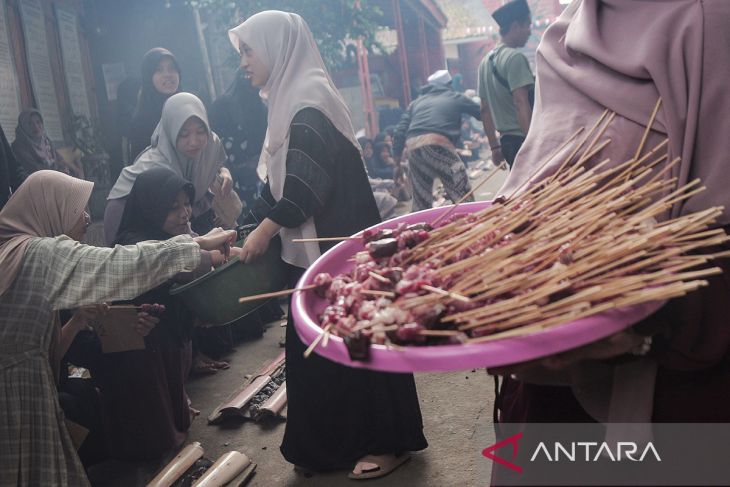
[93, 168, 199, 461]
[253, 107, 428, 471]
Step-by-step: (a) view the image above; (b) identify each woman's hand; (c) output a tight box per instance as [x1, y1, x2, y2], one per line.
[213, 167, 233, 197]
[134, 312, 159, 337]
[193, 228, 236, 257]
[239, 218, 282, 264]
[240, 226, 271, 264]
[488, 330, 646, 377]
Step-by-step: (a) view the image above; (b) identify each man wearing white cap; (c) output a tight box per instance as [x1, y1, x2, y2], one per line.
[393, 69, 482, 212]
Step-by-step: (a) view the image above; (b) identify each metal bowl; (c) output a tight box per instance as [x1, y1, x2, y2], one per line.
[170, 237, 287, 325]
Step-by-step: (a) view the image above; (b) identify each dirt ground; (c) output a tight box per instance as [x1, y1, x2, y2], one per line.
[185, 320, 496, 487]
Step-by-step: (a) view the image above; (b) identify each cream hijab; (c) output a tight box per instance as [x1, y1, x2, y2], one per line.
[109, 92, 226, 216]
[229, 10, 361, 268]
[0, 170, 93, 297]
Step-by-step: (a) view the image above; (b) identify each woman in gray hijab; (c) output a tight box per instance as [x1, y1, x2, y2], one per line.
[105, 93, 233, 244]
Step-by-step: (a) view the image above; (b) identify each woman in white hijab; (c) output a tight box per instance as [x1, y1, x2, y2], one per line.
[229, 11, 427, 480]
[105, 92, 234, 245]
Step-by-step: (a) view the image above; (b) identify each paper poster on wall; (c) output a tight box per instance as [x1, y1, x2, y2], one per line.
[0, 1, 22, 141]
[18, 0, 64, 142]
[101, 62, 126, 102]
[55, 5, 91, 118]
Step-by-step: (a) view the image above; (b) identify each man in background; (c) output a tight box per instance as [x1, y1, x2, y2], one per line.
[393, 69, 481, 211]
[478, 0, 534, 167]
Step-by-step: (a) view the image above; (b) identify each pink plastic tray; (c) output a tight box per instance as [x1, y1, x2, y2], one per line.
[291, 201, 664, 372]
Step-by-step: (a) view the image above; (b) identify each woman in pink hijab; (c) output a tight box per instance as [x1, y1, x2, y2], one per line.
[489, 1, 730, 483]
[0, 171, 235, 486]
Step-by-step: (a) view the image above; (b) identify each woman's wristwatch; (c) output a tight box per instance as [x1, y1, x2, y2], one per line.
[630, 335, 653, 356]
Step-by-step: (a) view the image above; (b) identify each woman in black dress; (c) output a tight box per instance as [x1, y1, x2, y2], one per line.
[229, 10, 427, 480]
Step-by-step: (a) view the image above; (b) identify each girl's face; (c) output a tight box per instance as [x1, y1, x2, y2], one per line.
[67, 211, 91, 242]
[239, 41, 270, 88]
[363, 142, 373, 159]
[162, 190, 192, 236]
[152, 57, 180, 95]
[176, 116, 208, 159]
[384, 134, 393, 147]
[379, 146, 391, 161]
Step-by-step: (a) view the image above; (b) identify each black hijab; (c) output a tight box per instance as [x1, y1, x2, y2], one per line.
[114, 167, 194, 246]
[129, 48, 182, 159]
[209, 68, 267, 160]
[0, 123, 21, 209]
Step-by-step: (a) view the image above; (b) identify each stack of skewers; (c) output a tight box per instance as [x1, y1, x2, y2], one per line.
[242, 108, 729, 362]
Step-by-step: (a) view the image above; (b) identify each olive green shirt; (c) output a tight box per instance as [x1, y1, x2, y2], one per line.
[478, 44, 535, 137]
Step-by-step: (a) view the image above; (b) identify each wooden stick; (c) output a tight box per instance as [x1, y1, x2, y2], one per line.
[238, 285, 315, 303]
[508, 127, 586, 198]
[417, 329, 464, 337]
[368, 271, 392, 284]
[421, 284, 471, 303]
[303, 324, 332, 359]
[634, 98, 663, 161]
[360, 289, 395, 298]
[292, 236, 359, 243]
[432, 161, 508, 226]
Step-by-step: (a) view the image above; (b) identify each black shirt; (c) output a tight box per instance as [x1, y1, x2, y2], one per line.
[393, 83, 481, 158]
[251, 107, 380, 255]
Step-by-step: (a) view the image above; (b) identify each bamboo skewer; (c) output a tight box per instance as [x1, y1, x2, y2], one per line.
[238, 285, 315, 303]
[292, 236, 359, 243]
[360, 289, 396, 298]
[421, 285, 471, 303]
[298, 107, 730, 354]
[634, 98, 663, 161]
[304, 324, 332, 358]
[432, 161, 508, 226]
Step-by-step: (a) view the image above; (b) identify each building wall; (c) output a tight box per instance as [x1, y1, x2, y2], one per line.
[3, 0, 95, 144]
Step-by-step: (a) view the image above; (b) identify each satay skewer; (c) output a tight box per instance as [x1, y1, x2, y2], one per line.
[238, 285, 316, 303]
[291, 236, 360, 243]
[303, 323, 333, 359]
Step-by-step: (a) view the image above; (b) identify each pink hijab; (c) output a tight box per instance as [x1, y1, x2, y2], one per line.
[0, 170, 93, 297]
[497, 0, 730, 431]
[500, 0, 730, 225]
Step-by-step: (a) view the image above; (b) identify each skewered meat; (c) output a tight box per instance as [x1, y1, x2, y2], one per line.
[366, 238, 398, 258]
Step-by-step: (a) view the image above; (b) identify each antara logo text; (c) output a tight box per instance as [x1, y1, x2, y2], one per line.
[483, 432, 662, 474]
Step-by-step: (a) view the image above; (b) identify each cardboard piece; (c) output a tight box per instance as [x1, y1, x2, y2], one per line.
[91, 307, 145, 354]
[64, 419, 89, 451]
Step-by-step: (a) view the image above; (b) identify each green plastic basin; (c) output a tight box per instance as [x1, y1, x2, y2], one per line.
[170, 237, 287, 325]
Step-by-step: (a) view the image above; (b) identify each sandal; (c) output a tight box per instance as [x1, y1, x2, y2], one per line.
[192, 363, 217, 375]
[348, 453, 411, 480]
[207, 359, 230, 370]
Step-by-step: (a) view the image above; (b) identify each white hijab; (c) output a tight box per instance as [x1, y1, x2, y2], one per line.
[109, 93, 226, 217]
[229, 10, 360, 268]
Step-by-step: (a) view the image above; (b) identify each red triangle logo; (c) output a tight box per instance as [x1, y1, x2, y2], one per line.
[482, 432, 523, 473]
